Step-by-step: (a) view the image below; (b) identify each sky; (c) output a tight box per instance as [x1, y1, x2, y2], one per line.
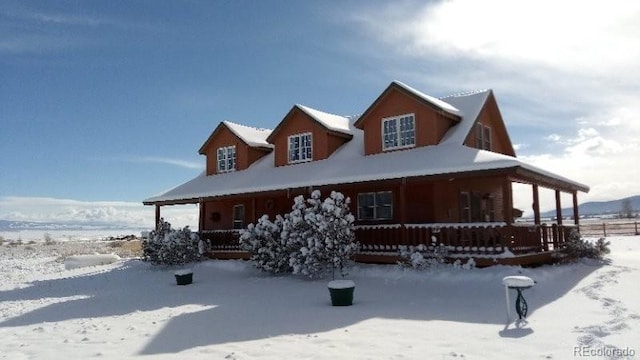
[1, 0, 639, 228]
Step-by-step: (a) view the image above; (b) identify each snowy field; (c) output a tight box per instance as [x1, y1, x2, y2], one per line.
[1, 236, 639, 360]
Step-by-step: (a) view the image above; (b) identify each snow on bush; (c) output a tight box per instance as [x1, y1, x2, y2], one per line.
[239, 214, 292, 274]
[563, 230, 610, 260]
[241, 190, 359, 279]
[141, 218, 201, 266]
[398, 236, 450, 270]
[288, 190, 358, 279]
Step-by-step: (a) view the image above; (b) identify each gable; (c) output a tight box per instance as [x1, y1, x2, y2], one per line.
[462, 92, 515, 156]
[268, 105, 352, 167]
[199, 122, 271, 175]
[354, 84, 461, 155]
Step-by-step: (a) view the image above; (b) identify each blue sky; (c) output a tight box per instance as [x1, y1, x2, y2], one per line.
[1, 0, 639, 227]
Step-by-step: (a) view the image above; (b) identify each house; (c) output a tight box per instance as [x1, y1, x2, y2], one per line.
[143, 81, 589, 266]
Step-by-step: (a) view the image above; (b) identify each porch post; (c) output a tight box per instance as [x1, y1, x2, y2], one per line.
[399, 178, 407, 244]
[155, 204, 161, 231]
[198, 199, 205, 233]
[532, 184, 541, 225]
[502, 178, 513, 225]
[555, 190, 563, 225]
[572, 190, 580, 225]
[251, 197, 257, 224]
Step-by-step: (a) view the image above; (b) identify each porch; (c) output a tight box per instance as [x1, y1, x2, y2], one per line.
[200, 223, 576, 266]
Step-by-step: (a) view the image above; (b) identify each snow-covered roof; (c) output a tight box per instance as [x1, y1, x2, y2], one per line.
[144, 113, 588, 204]
[392, 81, 462, 117]
[223, 121, 273, 148]
[295, 104, 352, 136]
[439, 90, 492, 145]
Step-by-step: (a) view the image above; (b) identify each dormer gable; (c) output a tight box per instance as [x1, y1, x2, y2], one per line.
[441, 90, 516, 156]
[198, 121, 272, 176]
[354, 81, 462, 155]
[267, 104, 353, 167]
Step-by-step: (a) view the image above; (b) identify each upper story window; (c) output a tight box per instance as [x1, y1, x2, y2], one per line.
[382, 114, 415, 151]
[475, 123, 492, 151]
[358, 191, 393, 220]
[217, 145, 236, 173]
[288, 132, 312, 164]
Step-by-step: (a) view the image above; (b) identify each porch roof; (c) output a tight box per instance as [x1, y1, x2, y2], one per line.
[144, 121, 589, 205]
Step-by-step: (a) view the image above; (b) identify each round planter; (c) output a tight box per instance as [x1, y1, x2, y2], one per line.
[328, 280, 355, 306]
[174, 269, 193, 286]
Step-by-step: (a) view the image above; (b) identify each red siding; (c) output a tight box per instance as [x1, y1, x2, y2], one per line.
[200, 176, 512, 231]
[463, 93, 515, 156]
[271, 108, 349, 167]
[357, 87, 457, 155]
[201, 125, 270, 176]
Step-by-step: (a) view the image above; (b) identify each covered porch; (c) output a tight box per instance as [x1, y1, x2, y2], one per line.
[167, 165, 588, 266]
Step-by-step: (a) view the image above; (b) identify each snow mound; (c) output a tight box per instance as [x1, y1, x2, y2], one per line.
[64, 253, 121, 269]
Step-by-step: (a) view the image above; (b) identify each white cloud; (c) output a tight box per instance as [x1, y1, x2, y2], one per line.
[130, 156, 204, 170]
[0, 197, 198, 228]
[351, 0, 640, 207]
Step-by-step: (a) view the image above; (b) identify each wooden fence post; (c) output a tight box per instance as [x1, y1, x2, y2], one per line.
[602, 223, 607, 237]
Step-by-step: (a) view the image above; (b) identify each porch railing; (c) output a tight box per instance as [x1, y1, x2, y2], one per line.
[200, 223, 576, 256]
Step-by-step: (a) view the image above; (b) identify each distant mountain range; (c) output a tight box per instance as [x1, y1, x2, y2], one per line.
[541, 195, 640, 218]
[0, 219, 144, 231]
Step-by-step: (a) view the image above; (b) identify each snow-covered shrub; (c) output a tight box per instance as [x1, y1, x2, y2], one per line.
[452, 258, 476, 270]
[398, 236, 449, 270]
[141, 219, 201, 266]
[242, 190, 358, 279]
[563, 230, 610, 260]
[239, 214, 292, 274]
[288, 191, 359, 279]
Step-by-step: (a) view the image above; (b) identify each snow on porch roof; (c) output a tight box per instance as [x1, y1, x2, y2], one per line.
[144, 118, 589, 205]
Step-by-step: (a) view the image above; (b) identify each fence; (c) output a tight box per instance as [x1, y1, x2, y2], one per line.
[579, 221, 640, 237]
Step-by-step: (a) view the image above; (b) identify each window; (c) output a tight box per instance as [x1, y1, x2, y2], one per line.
[288, 133, 312, 163]
[382, 114, 415, 151]
[460, 191, 495, 222]
[217, 145, 236, 172]
[232, 204, 245, 229]
[475, 123, 492, 150]
[358, 191, 393, 220]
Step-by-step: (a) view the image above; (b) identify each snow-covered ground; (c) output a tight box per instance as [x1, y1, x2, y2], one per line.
[1, 237, 639, 360]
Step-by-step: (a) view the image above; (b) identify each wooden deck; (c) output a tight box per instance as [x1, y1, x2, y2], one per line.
[200, 223, 576, 266]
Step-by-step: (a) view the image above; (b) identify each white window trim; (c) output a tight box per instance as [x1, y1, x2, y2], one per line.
[381, 113, 416, 151]
[357, 191, 393, 221]
[217, 145, 236, 173]
[287, 132, 313, 164]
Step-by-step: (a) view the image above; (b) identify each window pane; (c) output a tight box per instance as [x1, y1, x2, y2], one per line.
[375, 192, 392, 207]
[233, 205, 245, 229]
[471, 193, 482, 222]
[217, 148, 226, 171]
[376, 205, 392, 220]
[476, 124, 483, 149]
[460, 192, 470, 222]
[483, 126, 491, 150]
[383, 119, 398, 149]
[375, 192, 393, 220]
[358, 193, 374, 220]
[399, 115, 415, 147]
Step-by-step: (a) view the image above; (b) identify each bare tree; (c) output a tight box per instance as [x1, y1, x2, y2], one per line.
[620, 198, 634, 218]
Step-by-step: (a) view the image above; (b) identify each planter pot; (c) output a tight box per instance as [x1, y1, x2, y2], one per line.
[174, 269, 193, 286]
[328, 280, 355, 306]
